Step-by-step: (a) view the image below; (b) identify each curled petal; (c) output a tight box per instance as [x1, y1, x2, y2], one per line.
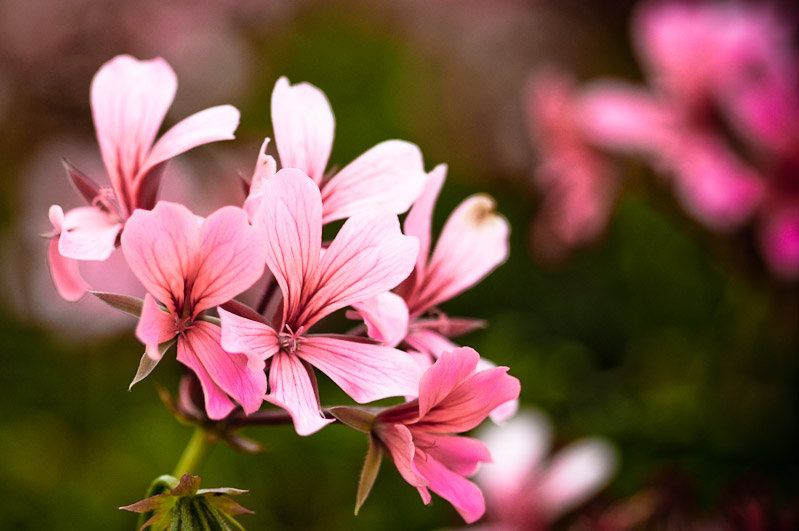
[349, 292, 409, 348]
[374, 423, 427, 488]
[271, 77, 334, 185]
[321, 140, 427, 224]
[136, 293, 177, 358]
[413, 449, 486, 524]
[219, 307, 279, 372]
[402, 164, 447, 278]
[413, 433, 491, 477]
[58, 207, 121, 261]
[47, 238, 88, 302]
[417, 346, 480, 418]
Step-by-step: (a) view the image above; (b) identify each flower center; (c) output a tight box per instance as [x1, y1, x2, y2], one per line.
[278, 324, 305, 354]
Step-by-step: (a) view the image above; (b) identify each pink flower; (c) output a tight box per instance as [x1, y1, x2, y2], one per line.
[370, 347, 520, 523]
[220, 169, 423, 436]
[48, 55, 240, 300]
[474, 410, 617, 530]
[524, 69, 621, 263]
[121, 201, 267, 420]
[244, 77, 427, 224]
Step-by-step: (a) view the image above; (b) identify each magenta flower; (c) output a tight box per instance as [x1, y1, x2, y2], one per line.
[525, 69, 621, 263]
[370, 347, 520, 523]
[121, 201, 267, 420]
[244, 76, 427, 224]
[220, 168, 422, 436]
[48, 55, 240, 301]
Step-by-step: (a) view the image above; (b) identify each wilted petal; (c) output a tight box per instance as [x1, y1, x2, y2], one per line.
[136, 294, 177, 358]
[298, 336, 421, 403]
[411, 195, 508, 314]
[179, 322, 266, 417]
[321, 140, 427, 224]
[58, 206, 121, 261]
[91, 55, 176, 214]
[192, 206, 266, 314]
[403, 164, 447, 277]
[350, 292, 409, 348]
[144, 105, 240, 179]
[266, 352, 334, 436]
[121, 201, 201, 315]
[271, 77, 334, 185]
[47, 238, 88, 302]
[414, 449, 486, 523]
[301, 211, 418, 327]
[256, 169, 322, 324]
[537, 439, 617, 519]
[219, 307, 279, 371]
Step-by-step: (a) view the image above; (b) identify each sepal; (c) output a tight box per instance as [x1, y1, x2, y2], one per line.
[129, 338, 177, 390]
[121, 473, 253, 531]
[355, 435, 383, 515]
[328, 405, 381, 433]
[91, 291, 145, 318]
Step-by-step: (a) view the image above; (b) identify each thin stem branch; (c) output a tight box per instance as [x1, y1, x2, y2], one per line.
[172, 427, 214, 478]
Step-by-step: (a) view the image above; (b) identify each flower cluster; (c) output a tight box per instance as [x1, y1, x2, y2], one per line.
[526, 0, 799, 280]
[45, 54, 519, 523]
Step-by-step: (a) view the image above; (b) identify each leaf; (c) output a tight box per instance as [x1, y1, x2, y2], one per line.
[91, 291, 145, 317]
[355, 435, 383, 515]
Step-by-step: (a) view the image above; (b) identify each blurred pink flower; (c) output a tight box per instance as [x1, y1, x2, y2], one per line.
[48, 55, 240, 301]
[244, 76, 427, 224]
[220, 169, 422, 435]
[371, 347, 521, 523]
[121, 201, 267, 419]
[473, 409, 617, 530]
[525, 69, 620, 263]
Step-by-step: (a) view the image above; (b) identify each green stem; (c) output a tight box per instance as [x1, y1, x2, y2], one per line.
[172, 427, 214, 478]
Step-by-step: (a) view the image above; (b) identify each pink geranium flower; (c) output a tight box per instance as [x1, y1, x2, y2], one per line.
[369, 347, 520, 523]
[48, 54, 240, 301]
[473, 409, 617, 530]
[220, 169, 422, 436]
[243, 76, 427, 224]
[121, 201, 267, 420]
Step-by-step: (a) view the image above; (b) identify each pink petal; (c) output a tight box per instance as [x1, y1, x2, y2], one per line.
[91, 55, 177, 214]
[271, 77, 334, 185]
[419, 349, 521, 433]
[243, 138, 277, 220]
[476, 357, 519, 424]
[413, 449, 486, 523]
[57, 206, 122, 261]
[219, 307, 279, 371]
[350, 292, 409, 348]
[537, 438, 617, 519]
[476, 410, 553, 501]
[417, 346, 480, 418]
[413, 432, 491, 476]
[47, 237, 88, 302]
[299, 211, 418, 328]
[266, 351, 334, 436]
[121, 201, 201, 315]
[320, 140, 427, 224]
[255, 169, 322, 325]
[176, 335, 236, 421]
[297, 336, 422, 403]
[410, 195, 508, 314]
[374, 423, 427, 487]
[759, 207, 799, 280]
[179, 322, 266, 416]
[191, 206, 266, 314]
[404, 328, 458, 359]
[143, 105, 240, 180]
[136, 293, 177, 359]
[402, 164, 447, 278]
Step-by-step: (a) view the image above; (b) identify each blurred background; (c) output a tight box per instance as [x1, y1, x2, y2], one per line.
[1, 0, 797, 529]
